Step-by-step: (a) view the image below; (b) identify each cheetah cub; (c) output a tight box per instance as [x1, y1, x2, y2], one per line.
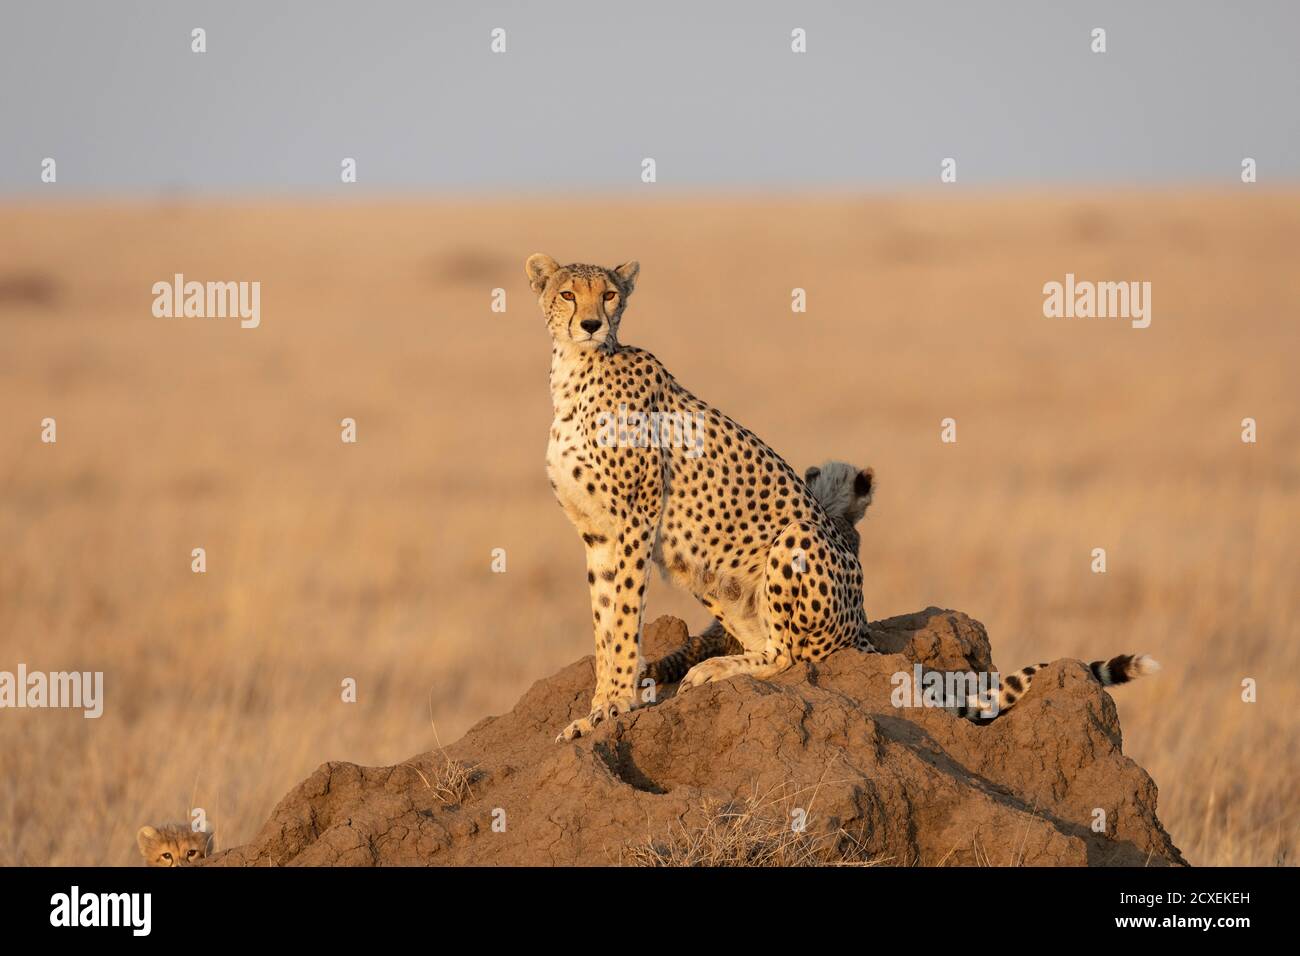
[136, 824, 212, 867]
[529, 254, 875, 742]
[803, 461, 874, 552]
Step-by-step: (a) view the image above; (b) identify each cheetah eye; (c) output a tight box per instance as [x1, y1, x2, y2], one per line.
[161, 852, 173, 862]
[187, 848, 199, 858]
[560, 291, 575, 301]
[603, 291, 617, 301]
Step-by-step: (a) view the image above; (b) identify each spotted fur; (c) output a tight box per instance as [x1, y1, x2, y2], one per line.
[645, 460, 875, 686]
[529, 254, 875, 742]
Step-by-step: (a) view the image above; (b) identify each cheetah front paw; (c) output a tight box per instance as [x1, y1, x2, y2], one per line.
[554, 696, 638, 743]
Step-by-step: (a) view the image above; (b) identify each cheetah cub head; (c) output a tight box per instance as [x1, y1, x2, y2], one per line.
[136, 824, 213, 867]
[525, 253, 639, 350]
[804, 461, 875, 527]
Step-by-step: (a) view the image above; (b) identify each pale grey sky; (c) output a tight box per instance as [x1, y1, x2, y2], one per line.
[2, 0, 1297, 194]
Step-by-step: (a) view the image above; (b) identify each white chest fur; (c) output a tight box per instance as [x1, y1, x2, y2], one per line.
[546, 351, 601, 525]
[546, 410, 588, 500]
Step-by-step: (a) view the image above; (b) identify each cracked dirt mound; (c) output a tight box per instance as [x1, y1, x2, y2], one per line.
[210, 608, 1185, 866]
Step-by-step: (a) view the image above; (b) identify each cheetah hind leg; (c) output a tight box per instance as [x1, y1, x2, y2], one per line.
[676, 588, 789, 691]
[677, 640, 793, 692]
[641, 620, 741, 687]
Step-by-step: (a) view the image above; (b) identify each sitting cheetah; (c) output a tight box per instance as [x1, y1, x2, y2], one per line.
[529, 254, 875, 741]
[136, 824, 212, 867]
[647, 460, 1160, 720]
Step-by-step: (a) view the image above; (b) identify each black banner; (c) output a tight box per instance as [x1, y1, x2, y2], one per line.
[0, 865, 1279, 942]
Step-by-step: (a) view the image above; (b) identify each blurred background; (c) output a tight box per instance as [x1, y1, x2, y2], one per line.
[1, 2, 1297, 865]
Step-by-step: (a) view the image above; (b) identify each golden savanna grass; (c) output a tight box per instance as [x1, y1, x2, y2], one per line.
[0, 194, 1296, 866]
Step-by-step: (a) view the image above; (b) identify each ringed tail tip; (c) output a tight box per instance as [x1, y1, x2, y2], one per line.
[1132, 654, 1161, 676]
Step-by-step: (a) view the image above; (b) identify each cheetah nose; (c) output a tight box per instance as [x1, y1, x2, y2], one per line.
[580, 319, 602, 334]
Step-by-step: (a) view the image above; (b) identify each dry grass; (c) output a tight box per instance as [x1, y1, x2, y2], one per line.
[0, 194, 1296, 866]
[408, 714, 477, 807]
[623, 784, 887, 867]
[409, 754, 476, 807]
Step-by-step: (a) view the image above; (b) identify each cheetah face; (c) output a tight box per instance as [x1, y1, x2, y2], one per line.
[136, 824, 212, 867]
[805, 461, 874, 526]
[525, 253, 639, 349]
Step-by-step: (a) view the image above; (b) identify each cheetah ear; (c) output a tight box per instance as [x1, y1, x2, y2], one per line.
[804, 465, 821, 483]
[854, 468, 874, 497]
[613, 260, 639, 295]
[525, 253, 560, 294]
[136, 826, 160, 855]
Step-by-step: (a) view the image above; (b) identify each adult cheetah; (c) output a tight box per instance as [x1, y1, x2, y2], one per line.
[528, 253, 875, 742]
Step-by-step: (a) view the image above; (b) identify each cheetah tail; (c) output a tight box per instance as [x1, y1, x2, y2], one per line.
[960, 653, 1160, 722]
[1090, 653, 1162, 686]
[642, 622, 742, 686]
